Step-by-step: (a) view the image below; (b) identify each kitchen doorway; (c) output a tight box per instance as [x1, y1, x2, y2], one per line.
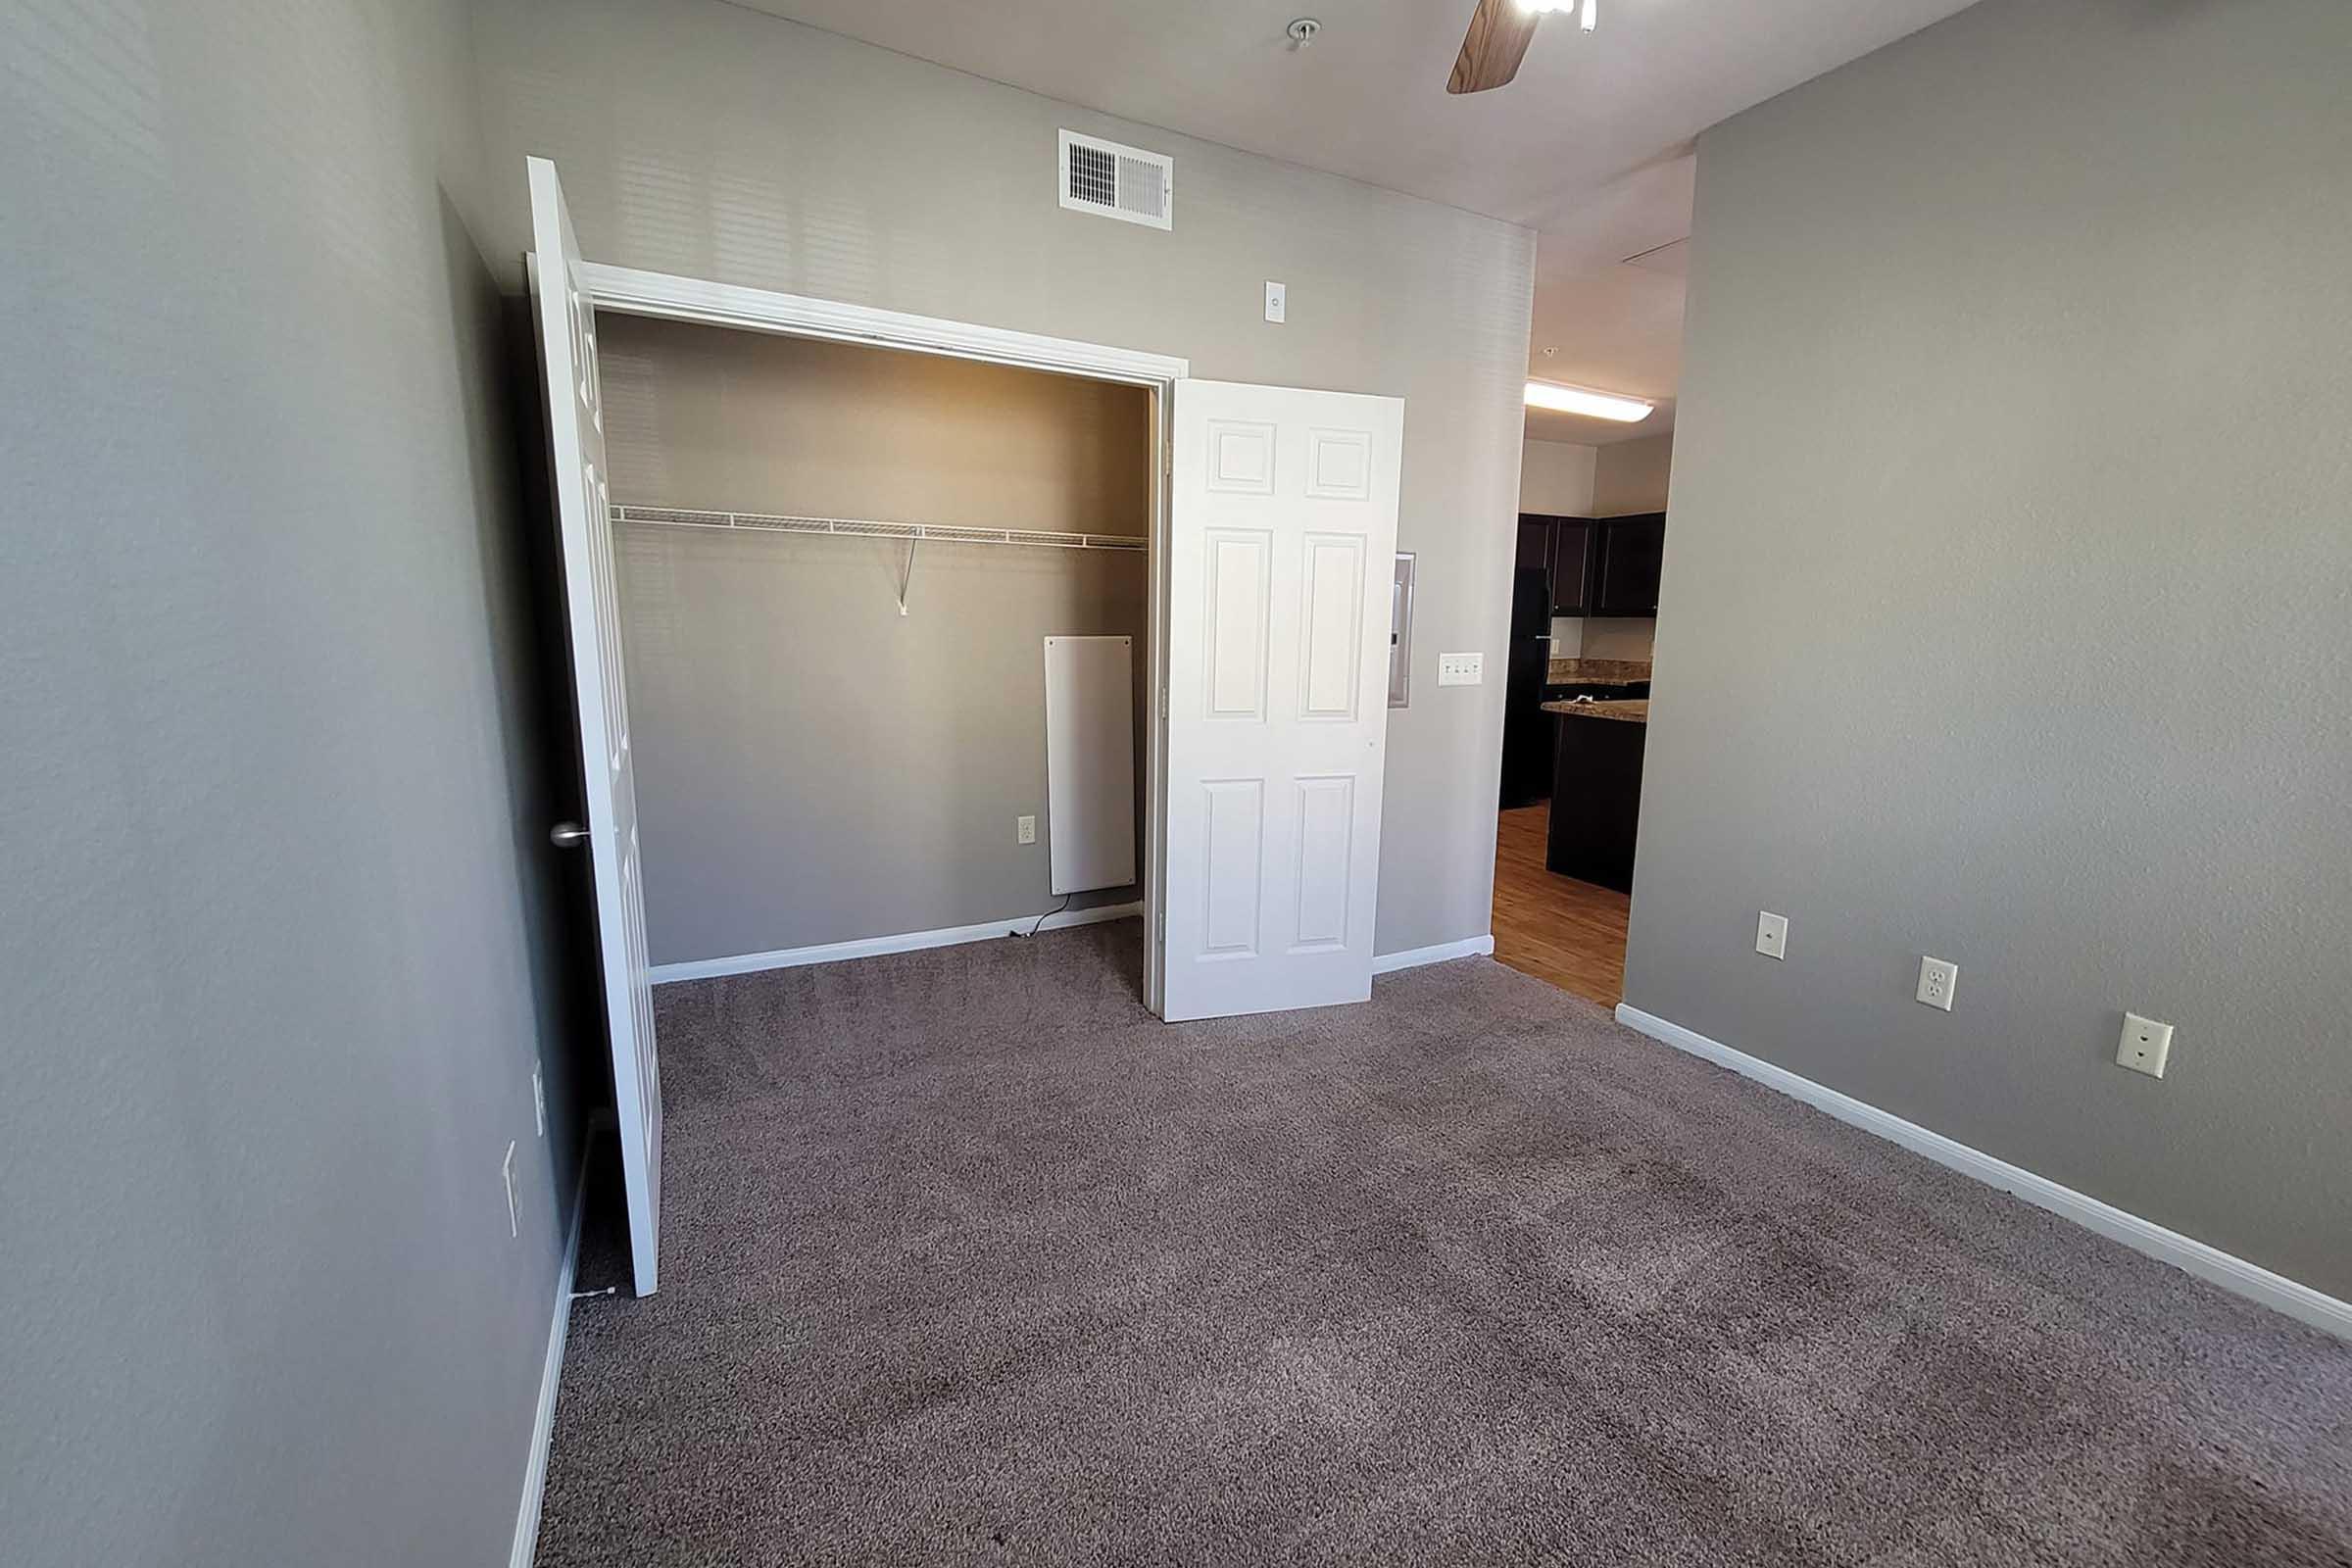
[1491, 510, 1660, 1008]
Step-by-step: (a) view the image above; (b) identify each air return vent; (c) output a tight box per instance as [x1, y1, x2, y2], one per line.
[1058, 130, 1173, 230]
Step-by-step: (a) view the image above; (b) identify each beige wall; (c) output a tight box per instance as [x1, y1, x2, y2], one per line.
[603, 318, 1150, 536]
[1628, 0, 2352, 1297]
[1592, 433, 1674, 515]
[598, 317, 1150, 961]
[1520, 437, 1597, 514]
[470, 0, 1536, 959]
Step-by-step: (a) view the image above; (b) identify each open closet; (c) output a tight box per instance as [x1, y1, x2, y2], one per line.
[595, 316, 1154, 979]
[528, 157, 1404, 1295]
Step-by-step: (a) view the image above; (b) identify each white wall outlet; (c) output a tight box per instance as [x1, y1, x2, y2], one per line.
[1755, 910, 1788, 959]
[2117, 1012, 2174, 1078]
[1437, 652, 1484, 686]
[1264, 280, 1287, 323]
[531, 1065, 546, 1139]
[501, 1140, 519, 1240]
[1016, 814, 1037, 846]
[1916, 956, 1958, 1011]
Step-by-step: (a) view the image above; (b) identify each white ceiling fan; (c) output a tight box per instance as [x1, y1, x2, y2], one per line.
[1448, 0, 1595, 95]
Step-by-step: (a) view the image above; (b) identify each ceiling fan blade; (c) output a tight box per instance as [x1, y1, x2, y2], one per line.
[1448, 0, 1542, 95]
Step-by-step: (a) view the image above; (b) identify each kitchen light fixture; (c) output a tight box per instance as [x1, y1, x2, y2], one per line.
[1518, 0, 1594, 26]
[1524, 379, 1653, 422]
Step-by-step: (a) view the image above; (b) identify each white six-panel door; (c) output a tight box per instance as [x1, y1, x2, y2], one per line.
[528, 158, 663, 1296]
[1162, 380, 1404, 1022]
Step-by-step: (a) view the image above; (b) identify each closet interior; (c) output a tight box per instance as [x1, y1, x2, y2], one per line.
[594, 314, 1154, 978]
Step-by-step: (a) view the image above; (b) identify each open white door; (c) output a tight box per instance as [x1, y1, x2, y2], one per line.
[528, 158, 662, 1295]
[1162, 380, 1404, 1022]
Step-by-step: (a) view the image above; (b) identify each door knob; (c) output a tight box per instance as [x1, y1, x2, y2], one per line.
[550, 821, 589, 848]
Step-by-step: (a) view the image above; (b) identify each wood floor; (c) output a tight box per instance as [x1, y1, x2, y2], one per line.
[1491, 804, 1630, 1008]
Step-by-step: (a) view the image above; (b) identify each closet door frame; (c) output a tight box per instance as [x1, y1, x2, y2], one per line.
[572, 256, 1188, 1016]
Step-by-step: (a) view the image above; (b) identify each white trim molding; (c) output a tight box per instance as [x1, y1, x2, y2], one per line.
[1372, 934, 1497, 976]
[1614, 1003, 2352, 1342]
[577, 261, 1190, 388]
[566, 246, 1183, 1019]
[651, 902, 1145, 985]
[511, 1133, 597, 1568]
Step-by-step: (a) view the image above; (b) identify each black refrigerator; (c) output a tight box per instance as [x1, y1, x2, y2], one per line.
[1499, 537, 1554, 809]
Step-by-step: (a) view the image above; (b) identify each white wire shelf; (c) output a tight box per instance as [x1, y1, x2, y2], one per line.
[611, 504, 1147, 553]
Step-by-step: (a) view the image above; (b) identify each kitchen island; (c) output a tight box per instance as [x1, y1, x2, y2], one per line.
[1542, 698, 1648, 891]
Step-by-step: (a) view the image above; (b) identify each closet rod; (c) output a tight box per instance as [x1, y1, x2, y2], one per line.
[611, 504, 1147, 553]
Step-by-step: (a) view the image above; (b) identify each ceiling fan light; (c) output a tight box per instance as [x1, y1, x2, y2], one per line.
[1524, 380, 1654, 422]
[1581, 0, 1597, 30]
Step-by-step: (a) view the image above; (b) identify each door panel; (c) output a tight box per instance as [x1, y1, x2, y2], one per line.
[1163, 380, 1404, 1022]
[528, 157, 663, 1296]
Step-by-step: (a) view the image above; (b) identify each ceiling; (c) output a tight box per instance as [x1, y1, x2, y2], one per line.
[724, 0, 1981, 444]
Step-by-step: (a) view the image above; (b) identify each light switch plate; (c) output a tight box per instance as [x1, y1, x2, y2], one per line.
[1755, 910, 1788, 960]
[2117, 1012, 2173, 1078]
[1264, 280, 1287, 323]
[1437, 652, 1484, 686]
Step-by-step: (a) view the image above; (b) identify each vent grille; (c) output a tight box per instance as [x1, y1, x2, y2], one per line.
[1058, 130, 1173, 230]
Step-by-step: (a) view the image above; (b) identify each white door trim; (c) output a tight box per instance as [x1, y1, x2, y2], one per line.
[569, 256, 1187, 1017]
[1615, 1003, 2352, 1342]
[577, 262, 1189, 386]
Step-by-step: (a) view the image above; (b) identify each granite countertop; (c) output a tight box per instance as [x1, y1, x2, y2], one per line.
[1547, 658, 1653, 686]
[1542, 698, 1650, 724]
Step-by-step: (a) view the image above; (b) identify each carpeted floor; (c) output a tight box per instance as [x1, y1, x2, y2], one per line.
[537, 921, 2352, 1567]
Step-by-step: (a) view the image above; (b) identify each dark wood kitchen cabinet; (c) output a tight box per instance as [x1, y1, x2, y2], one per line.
[1516, 515, 1554, 570]
[1592, 513, 1666, 617]
[1547, 713, 1646, 892]
[1548, 517, 1595, 616]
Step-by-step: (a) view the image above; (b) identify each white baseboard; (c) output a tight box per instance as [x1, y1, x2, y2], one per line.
[1614, 1003, 2352, 1342]
[1372, 933, 1496, 975]
[651, 901, 1143, 985]
[510, 1134, 595, 1568]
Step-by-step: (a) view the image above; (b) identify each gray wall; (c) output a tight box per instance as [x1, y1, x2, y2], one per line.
[599, 317, 1150, 961]
[469, 0, 1536, 958]
[0, 2, 584, 1564]
[1629, 0, 2352, 1297]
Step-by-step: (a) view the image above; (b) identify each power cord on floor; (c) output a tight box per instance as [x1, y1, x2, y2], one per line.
[1012, 894, 1073, 939]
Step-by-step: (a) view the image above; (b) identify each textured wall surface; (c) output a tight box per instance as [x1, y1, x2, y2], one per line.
[470, 0, 1536, 958]
[0, 2, 585, 1563]
[1591, 433, 1674, 516]
[1520, 437, 1598, 514]
[1629, 0, 2352, 1296]
[599, 317, 1150, 961]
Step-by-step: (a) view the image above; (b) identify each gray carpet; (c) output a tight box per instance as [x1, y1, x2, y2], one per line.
[537, 921, 2352, 1566]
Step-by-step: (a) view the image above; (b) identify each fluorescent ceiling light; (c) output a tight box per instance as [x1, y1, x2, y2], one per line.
[1524, 380, 1653, 422]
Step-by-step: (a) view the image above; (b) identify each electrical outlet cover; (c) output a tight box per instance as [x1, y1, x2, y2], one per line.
[2117, 1012, 2174, 1078]
[1016, 814, 1037, 846]
[1916, 956, 1958, 1011]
